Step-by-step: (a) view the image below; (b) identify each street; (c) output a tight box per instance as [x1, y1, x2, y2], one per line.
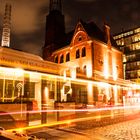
[85, 118, 140, 140]
[28, 115, 140, 140]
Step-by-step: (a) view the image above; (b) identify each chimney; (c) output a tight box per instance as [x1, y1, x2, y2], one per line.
[1, 3, 11, 47]
[104, 24, 111, 50]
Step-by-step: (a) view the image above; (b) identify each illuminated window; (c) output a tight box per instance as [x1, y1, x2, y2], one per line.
[114, 36, 117, 39]
[77, 87, 87, 104]
[82, 47, 86, 57]
[83, 65, 86, 74]
[132, 44, 136, 50]
[60, 55, 64, 63]
[76, 67, 80, 73]
[54, 56, 58, 63]
[121, 38, 124, 45]
[66, 53, 70, 62]
[78, 36, 82, 41]
[136, 43, 140, 50]
[76, 49, 80, 59]
[135, 28, 140, 33]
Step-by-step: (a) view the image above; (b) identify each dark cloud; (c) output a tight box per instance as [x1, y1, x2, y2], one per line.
[0, 0, 140, 56]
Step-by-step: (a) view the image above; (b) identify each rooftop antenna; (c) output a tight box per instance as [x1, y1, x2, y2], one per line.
[1, 3, 11, 47]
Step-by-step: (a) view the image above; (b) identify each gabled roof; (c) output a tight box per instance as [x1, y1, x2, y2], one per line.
[57, 19, 118, 49]
[80, 20, 106, 42]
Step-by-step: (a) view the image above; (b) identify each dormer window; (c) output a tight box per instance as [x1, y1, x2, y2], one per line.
[76, 49, 80, 59]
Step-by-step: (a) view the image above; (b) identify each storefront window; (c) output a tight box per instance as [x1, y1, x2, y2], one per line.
[0, 79, 3, 102]
[75, 85, 87, 104]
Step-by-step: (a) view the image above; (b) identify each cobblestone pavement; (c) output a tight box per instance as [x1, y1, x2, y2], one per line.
[29, 118, 140, 140]
[73, 118, 140, 140]
[28, 112, 140, 140]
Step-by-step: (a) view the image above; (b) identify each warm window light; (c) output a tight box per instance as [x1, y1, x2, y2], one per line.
[44, 87, 49, 101]
[104, 55, 109, 79]
[113, 85, 118, 105]
[0, 67, 24, 77]
[87, 64, 92, 78]
[98, 82, 110, 101]
[88, 82, 92, 92]
[87, 82, 93, 104]
[15, 68, 24, 77]
[61, 87, 66, 102]
[98, 82, 109, 88]
[30, 72, 41, 82]
[113, 74, 117, 81]
[128, 90, 132, 97]
[63, 70, 66, 81]
[132, 84, 140, 89]
[71, 68, 76, 79]
[112, 58, 117, 81]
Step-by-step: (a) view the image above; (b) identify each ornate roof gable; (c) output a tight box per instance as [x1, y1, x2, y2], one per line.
[70, 20, 89, 46]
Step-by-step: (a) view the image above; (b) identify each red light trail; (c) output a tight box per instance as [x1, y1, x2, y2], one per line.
[0, 105, 140, 116]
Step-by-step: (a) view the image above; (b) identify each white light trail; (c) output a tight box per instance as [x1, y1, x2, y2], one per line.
[0, 105, 140, 116]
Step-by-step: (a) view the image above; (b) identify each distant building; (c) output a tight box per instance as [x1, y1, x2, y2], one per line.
[113, 27, 140, 82]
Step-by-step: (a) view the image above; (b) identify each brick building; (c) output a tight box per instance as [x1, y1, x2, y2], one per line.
[42, 0, 126, 105]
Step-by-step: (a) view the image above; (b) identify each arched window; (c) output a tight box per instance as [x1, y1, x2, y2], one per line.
[66, 53, 70, 62]
[54, 56, 58, 63]
[60, 55, 64, 63]
[76, 67, 80, 73]
[76, 49, 80, 59]
[78, 35, 82, 41]
[83, 65, 86, 74]
[82, 47, 86, 57]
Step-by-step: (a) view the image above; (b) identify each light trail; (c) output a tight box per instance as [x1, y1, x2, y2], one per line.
[6, 110, 136, 132]
[1, 66, 140, 90]
[1, 105, 140, 116]
[5, 113, 118, 132]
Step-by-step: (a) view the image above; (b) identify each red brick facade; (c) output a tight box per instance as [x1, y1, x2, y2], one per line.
[51, 21, 124, 81]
